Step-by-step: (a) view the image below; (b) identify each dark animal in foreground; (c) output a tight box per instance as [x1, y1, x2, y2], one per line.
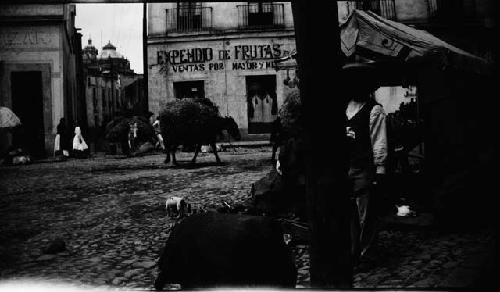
[154, 212, 297, 290]
[159, 98, 241, 165]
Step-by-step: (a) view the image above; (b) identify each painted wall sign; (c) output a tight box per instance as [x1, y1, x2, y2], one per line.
[0, 29, 56, 49]
[157, 43, 295, 73]
[160, 48, 214, 65]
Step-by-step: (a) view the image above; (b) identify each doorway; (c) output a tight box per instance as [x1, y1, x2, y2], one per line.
[11, 71, 45, 157]
[174, 80, 205, 99]
[246, 75, 277, 134]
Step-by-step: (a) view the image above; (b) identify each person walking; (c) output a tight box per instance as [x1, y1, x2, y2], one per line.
[344, 63, 387, 263]
[72, 126, 89, 158]
[152, 117, 165, 151]
[56, 118, 70, 158]
[270, 116, 282, 163]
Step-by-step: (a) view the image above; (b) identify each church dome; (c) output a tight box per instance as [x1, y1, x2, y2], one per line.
[83, 38, 98, 58]
[103, 42, 116, 50]
[98, 41, 124, 59]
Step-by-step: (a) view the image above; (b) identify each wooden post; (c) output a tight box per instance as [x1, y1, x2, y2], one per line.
[143, 1, 149, 113]
[291, 0, 353, 288]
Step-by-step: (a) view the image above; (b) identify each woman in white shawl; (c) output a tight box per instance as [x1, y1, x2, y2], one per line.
[72, 126, 89, 158]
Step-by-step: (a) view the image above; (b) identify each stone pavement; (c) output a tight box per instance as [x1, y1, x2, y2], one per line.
[293, 222, 495, 289]
[0, 147, 496, 290]
[219, 140, 271, 147]
[0, 149, 273, 289]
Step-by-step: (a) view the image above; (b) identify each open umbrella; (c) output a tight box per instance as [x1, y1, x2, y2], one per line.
[0, 106, 22, 128]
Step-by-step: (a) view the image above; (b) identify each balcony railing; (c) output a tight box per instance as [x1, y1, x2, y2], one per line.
[428, 0, 477, 22]
[353, 0, 478, 24]
[355, 0, 397, 20]
[166, 7, 213, 33]
[237, 3, 285, 29]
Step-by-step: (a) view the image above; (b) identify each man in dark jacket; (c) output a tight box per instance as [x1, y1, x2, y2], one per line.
[344, 63, 388, 262]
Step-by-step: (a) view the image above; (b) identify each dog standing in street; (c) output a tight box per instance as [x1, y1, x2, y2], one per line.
[165, 196, 191, 218]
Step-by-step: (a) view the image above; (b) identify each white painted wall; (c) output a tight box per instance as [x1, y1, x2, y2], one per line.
[0, 4, 80, 155]
[374, 86, 416, 114]
[148, 36, 295, 135]
[0, 26, 63, 132]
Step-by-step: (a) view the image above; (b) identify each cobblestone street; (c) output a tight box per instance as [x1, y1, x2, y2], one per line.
[0, 148, 496, 290]
[0, 149, 273, 289]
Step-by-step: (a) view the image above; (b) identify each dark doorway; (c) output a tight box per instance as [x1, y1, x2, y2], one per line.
[11, 71, 45, 157]
[246, 75, 277, 134]
[174, 80, 205, 99]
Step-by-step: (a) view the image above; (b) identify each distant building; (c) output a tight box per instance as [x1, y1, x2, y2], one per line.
[122, 78, 146, 115]
[0, 4, 85, 157]
[147, 2, 297, 140]
[82, 39, 144, 129]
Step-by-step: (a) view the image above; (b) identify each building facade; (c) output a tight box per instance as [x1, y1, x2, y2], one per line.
[82, 40, 144, 129]
[147, 2, 297, 139]
[82, 39, 145, 152]
[0, 4, 85, 157]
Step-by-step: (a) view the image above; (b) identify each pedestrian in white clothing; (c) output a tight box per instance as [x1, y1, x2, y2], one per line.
[153, 118, 165, 150]
[72, 126, 89, 158]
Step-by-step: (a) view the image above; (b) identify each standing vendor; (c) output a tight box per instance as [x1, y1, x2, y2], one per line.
[344, 63, 387, 262]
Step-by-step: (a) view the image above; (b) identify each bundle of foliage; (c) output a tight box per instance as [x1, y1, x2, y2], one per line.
[159, 98, 222, 145]
[278, 88, 303, 139]
[104, 115, 125, 139]
[105, 115, 155, 144]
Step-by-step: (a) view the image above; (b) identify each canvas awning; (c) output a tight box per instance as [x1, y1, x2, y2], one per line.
[274, 51, 298, 71]
[340, 9, 491, 75]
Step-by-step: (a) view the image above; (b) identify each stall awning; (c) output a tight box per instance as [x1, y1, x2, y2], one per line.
[340, 9, 491, 75]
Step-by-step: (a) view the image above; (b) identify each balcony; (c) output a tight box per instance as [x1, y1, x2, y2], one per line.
[355, 0, 397, 21]
[237, 3, 285, 30]
[165, 7, 213, 34]
[352, 0, 479, 25]
[428, 0, 478, 23]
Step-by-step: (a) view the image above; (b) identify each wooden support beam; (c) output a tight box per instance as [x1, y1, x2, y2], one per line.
[291, 0, 353, 288]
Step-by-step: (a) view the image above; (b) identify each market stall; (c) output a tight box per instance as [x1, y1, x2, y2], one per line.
[340, 9, 495, 226]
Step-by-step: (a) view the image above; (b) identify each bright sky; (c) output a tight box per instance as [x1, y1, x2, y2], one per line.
[75, 3, 144, 74]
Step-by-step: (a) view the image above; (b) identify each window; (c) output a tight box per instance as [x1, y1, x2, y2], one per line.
[116, 90, 120, 108]
[432, 0, 474, 21]
[248, 2, 274, 26]
[174, 80, 205, 100]
[355, 0, 397, 21]
[178, 2, 202, 31]
[237, 2, 284, 29]
[102, 89, 106, 108]
[93, 88, 98, 113]
[166, 2, 212, 33]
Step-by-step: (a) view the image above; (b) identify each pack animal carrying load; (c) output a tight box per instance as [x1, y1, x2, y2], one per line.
[159, 98, 241, 165]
